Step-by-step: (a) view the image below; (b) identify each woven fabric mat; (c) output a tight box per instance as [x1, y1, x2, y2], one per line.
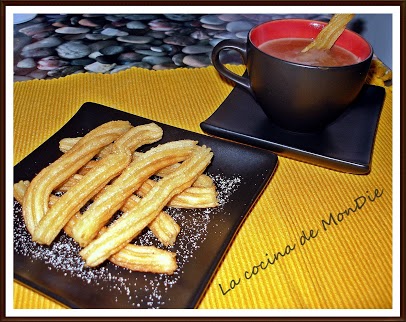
[13, 62, 393, 309]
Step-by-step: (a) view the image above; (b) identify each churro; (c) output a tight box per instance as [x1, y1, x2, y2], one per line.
[57, 175, 217, 208]
[59, 136, 215, 190]
[101, 122, 163, 158]
[59, 123, 163, 156]
[110, 245, 177, 275]
[14, 182, 178, 272]
[80, 145, 213, 267]
[301, 14, 355, 53]
[56, 174, 83, 192]
[59, 123, 163, 232]
[13, 180, 29, 205]
[53, 175, 181, 246]
[192, 174, 215, 188]
[32, 150, 132, 245]
[59, 137, 81, 153]
[136, 179, 218, 208]
[121, 195, 180, 246]
[71, 140, 197, 247]
[76, 160, 214, 188]
[22, 121, 132, 235]
[155, 164, 215, 188]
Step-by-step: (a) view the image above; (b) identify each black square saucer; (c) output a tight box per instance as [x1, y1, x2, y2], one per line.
[201, 84, 385, 174]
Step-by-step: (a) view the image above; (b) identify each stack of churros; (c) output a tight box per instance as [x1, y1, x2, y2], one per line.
[14, 121, 218, 275]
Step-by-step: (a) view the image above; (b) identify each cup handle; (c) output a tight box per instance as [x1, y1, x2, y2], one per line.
[211, 39, 254, 96]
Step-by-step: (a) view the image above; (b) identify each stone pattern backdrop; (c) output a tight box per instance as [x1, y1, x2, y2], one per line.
[14, 13, 351, 82]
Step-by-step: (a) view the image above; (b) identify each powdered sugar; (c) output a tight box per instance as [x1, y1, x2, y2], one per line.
[13, 173, 242, 308]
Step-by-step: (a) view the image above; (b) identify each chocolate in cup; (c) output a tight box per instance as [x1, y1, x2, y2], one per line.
[212, 19, 373, 133]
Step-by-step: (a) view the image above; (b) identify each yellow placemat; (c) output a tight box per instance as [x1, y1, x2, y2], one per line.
[13, 62, 393, 309]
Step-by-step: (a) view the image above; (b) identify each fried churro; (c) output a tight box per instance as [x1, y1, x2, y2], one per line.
[57, 175, 217, 208]
[23, 121, 132, 235]
[80, 145, 213, 267]
[59, 134, 215, 190]
[54, 175, 181, 246]
[13, 180, 29, 205]
[301, 14, 355, 53]
[155, 163, 215, 188]
[75, 160, 215, 188]
[101, 122, 163, 158]
[110, 245, 177, 275]
[59, 123, 163, 157]
[14, 182, 178, 273]
[121, 195, 180, 246]
[71, 140, 197, 247]
[136, 179, 218, 208]
[59, 137, 81, 153]
[32, 150, 132, 245]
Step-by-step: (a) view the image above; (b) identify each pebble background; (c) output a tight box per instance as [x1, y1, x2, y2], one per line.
[13, 13, 354, 82]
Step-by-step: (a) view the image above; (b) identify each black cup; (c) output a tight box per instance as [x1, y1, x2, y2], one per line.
[212, 19, 373, 132]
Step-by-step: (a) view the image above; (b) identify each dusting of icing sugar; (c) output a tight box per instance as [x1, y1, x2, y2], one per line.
[210, 173, 242, 207]
[13, 173, 242, 308]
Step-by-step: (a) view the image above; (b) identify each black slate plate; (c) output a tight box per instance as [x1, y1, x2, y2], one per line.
[201, 84, 385, 174]
[13, 102, 278, 309]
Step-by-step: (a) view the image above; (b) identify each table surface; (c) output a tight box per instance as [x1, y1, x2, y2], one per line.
[12, 13, 394, 313]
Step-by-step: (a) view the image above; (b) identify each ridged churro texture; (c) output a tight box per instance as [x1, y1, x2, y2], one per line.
[14, 64, 392, 309]
[16, 121, 215, 274]
[80, 145, 213, 267]
[301, 14, 355, 52]
[22, 121, 132, 235]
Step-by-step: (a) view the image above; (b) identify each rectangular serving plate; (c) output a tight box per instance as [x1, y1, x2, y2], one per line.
[14, 102, 278, 309]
